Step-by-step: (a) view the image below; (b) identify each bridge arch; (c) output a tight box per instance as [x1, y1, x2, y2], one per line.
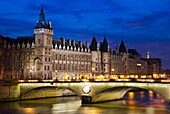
[21, 86, 64, 99]
[19, 82, 170, 104]
[89, 83, 170, 104]
[19, 83, 82, 100]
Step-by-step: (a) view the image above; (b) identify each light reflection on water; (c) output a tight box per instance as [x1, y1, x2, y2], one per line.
[0, 90, 170, 114]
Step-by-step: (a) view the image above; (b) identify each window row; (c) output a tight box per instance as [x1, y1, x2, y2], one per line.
[55, 54, 91, 62]
[55, 64, 90, 72]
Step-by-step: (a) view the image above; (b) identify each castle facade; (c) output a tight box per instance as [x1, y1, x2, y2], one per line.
[0, 8, 163, 80]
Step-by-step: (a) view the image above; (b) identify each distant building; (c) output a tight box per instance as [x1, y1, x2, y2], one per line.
[0, 8, 163, 80]
[164, 69, 170, 78]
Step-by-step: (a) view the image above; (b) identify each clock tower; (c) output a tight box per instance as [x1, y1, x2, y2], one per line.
[34, 7, 53, 79]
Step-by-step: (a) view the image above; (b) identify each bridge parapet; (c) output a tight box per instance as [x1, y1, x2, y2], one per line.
[1, 81, 170, 104]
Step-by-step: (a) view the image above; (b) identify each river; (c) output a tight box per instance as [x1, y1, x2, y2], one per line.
[0, 90, 170, 114]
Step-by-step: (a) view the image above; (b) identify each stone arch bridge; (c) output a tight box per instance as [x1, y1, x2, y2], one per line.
[16, 81, 170, 104]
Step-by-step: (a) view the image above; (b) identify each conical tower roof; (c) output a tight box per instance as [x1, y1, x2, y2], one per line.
[101, 34, 109, 52]
[119, 39, 126, 53]
[34, 7, 52, 29]
[90, 34, 97, 51]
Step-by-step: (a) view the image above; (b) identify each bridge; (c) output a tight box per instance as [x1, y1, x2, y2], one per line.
[1, 79, 170, 104]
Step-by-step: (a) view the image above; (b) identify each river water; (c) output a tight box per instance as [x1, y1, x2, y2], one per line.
[0, 90, 170, 114]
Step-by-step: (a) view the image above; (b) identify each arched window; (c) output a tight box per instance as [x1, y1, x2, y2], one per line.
[35, 58, 42, 71]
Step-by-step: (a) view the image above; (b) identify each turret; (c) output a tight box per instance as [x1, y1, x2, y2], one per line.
[101, 34, 109, 52]
[147, 51, 150, 59]
[34, 7, 53, 47]
[119, 39, 126, 53]
[89, 34, 97, 51]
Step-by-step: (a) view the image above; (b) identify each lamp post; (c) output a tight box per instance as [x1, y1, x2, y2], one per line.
[111, 68, 114, 79]
[30, 69, 34, 80]
[111, 68, 114, 75]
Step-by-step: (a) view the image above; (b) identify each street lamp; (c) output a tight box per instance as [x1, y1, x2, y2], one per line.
[30, 69, 33, 79]
[111, 68, 114, 75]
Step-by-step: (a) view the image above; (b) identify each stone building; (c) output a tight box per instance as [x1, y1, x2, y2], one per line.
[0, 8, 163, 80]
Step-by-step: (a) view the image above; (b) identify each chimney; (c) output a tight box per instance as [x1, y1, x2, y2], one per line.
[73, 40, 75, 47]
[108, 45, 110, 51]
[80, 41, 82, 47]
[86, 42, 89, 48]
[126, 46, 128, 53]
[63, 38, 65, 46]
[97, 43, 99, 50]
[69, 39, 71, 46]
[48, 21, 52, 28]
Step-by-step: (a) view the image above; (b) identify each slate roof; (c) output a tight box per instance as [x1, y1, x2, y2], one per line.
[52, 37, 88, 52]
[5, 36, 34, 49]
[89, 36, 97, 51]
[34, 7, 52, 30]
[119, 40, 126, 53]
[128, 49, 141, 56]
[101, 36, 109, 52]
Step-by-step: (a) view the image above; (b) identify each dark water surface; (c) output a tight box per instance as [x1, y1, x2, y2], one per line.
[0, 90, 170, 114]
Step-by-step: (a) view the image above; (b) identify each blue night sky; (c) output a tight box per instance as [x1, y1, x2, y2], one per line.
[0, 0, 170, 69]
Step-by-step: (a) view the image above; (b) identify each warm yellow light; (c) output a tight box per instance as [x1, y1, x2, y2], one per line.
[135, 75, 138, 79]
[141, 75, 146, 78]
[23, 108, 36, 114]
[111, 68, 114, 72]
[120, 75, 124, 78]
[64, 74, 69, 80]
[153, 74, 159, 78]
[128, 92, 134, 99]
[137, 63, 141, 66]
[92, 67, 94, 71]
[130, 75, 135, 78]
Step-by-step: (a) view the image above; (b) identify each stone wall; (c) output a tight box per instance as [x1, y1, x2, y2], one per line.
[0, 83, 20, 101]
[0, 83, 75, 102]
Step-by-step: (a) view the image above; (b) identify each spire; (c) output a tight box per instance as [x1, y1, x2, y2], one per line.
[34, 7, 52, 29]
[101, 34, 109, 52]
[119, 39, 126, 53]
[147, 51, 150, 59]
[90, 34, 97, 51]
[39, 7, 45, 22]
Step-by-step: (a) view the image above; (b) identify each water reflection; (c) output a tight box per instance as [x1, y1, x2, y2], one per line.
[0, 90, 170, 114]
[124, 90, 169, 110]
